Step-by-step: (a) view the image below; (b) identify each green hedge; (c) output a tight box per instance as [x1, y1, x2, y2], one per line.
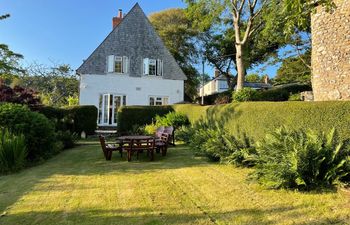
[0, 103, 56, 161]
[173, 102, 350, 142]
[117, 106, 174, 133]
[65, 105, 97, 135]
[117, 102, 350, 141]
[34, 105, 97, 135]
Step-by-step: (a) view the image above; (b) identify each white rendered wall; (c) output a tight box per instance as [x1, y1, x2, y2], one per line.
[79, 74, 184, 107]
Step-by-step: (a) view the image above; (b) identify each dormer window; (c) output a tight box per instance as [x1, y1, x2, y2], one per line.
[143, 58, 163, 76]
[107, 55, 129, 74]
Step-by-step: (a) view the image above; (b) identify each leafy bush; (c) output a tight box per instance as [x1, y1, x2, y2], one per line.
[254, 127, 350, 190]
[0, 103, 56, 161]
[34, 105, 67, 131]
[0, 129, 27, 174]
[288, 93, 301, 101]
[232, 88, 258, 102]
[255, 89, 290, 101]
[186, 117, 257, 166]
[176, 125, 194, 143]
[143, 123, 158, 136]
[65, 105, 97, 135]
[56, 130, 78, 149]
[155, 112, 190, 128]
[117, 106, 174, 133]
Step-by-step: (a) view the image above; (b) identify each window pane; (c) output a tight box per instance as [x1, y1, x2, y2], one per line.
[103, 95, 109, 124]
[115, 57, 123, 73]
[149, 59, 156, 75]
[149, 97, 155, 106]
[114, 96, 121, 124]
[123, 96, 126, 106]
[98, 95, 102, 124]
[163, 97, 169, 105]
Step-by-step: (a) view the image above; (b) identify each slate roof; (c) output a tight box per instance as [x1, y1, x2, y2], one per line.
[76, 3, 187, 80]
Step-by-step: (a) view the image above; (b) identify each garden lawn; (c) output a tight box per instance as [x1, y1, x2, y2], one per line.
[0, 143, 349, 225]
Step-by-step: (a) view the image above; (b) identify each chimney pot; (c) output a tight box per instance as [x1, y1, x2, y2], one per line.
[112, 8, 123, 29]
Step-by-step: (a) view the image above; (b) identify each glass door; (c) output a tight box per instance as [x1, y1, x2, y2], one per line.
[98, 94, 125, 126]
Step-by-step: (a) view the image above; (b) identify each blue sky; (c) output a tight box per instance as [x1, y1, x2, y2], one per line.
[0, 0, 279, 78]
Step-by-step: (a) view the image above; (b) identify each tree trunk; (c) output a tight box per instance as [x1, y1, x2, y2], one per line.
[235, 44, 245, 91]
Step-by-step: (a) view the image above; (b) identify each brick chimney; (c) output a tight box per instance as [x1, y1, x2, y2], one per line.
[112, 9, 123, 29]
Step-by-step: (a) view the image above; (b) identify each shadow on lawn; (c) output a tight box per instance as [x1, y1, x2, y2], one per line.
[0, 144, 210, 214]
[0, 205, 346, 225]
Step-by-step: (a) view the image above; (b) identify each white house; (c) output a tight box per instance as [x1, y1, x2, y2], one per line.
[199, 75, 229, 97]
[77, 4, 187, 127]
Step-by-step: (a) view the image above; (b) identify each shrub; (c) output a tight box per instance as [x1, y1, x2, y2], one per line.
[34, 105, 67, 131]
[255, 89, 290, 101]
[144, 123, 158, 136]
[0, 103, 56, 161]
[0, 129, 26, 174]
[254, 127, 350, 190]
[288, 93, 301, 101]
[117, 106, 174, 133]
[65, 105, 97, 135]
[155, 112, 190, 128]
[186, 117, 257, 166]
[56, 130, 78, 149]
[214, 94, 231, 105]
[232, 88, 258, 102]
[175, 125, 194, 143]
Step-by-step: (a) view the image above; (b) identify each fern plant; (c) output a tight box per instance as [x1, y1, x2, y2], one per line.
[254, 127, 350, 190]
[0, 129, 27, 174]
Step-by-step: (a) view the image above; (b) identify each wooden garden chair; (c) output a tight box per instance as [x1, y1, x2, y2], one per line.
[99, 135, 122, 160]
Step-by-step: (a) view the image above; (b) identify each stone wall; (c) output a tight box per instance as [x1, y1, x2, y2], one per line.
[311, 0, 350, 101]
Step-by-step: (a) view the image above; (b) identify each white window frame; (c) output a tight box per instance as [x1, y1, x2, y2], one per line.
[98, 93, 127, 126]
[149, 96, 169, 106]
[107, 55, 129, 74]
[143, 58, 163, 76]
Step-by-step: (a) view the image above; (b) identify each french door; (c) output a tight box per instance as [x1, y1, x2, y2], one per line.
[98, 94, 126, 126]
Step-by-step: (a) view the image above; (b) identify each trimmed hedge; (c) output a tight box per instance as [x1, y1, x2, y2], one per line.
[65, 105, 97, 135]
[174, 102, 350, 142]
[117, 102, 350, 142]
[117, 106, 174, 133]
[34, 105, 97, 135]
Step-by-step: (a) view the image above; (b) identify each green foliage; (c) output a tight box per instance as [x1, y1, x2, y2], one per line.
[0, 129, 26, 173]
[0, 103, 56, 161]
[245, 74, 263, 82]
[149, 8, 200, 100]
[255, 88, 290, 101]
[173, 102, 350, 143]
[254, 127, 350, 190]
[143, 123, 158, 136]
[155, 112, 190, 128]
[275, 51, 311, 85]
[185, 117, 257, 166]
[288, 93, 301, 101]
[65, 105, 97, 135]
[232, 88, 259, 102]
[56, 130, 78, 149]
[21, 63, 79, 107]
[117, 106, 174, 133]
[175, 125, 194, 143]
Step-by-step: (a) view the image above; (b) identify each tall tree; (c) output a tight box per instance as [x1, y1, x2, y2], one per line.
[21, 63, 79, 107]
[0, 14, 25, 83]
[186, 0, 273, 90]
[275, 50, 311, 84]
[149, 8, 201, 100]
